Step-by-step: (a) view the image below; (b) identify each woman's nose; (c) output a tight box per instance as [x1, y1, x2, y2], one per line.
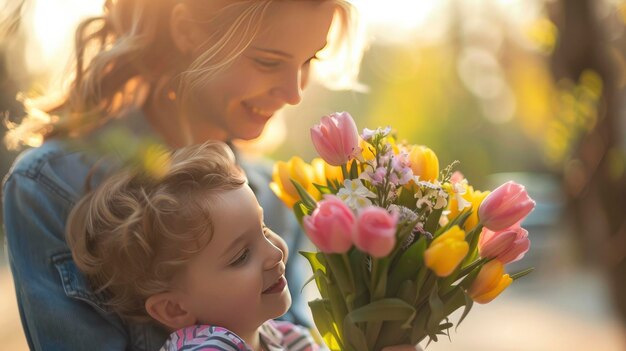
[271, 67, 304, 105]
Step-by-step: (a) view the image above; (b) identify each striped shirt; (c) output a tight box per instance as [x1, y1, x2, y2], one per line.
[160, 320, 319, 351]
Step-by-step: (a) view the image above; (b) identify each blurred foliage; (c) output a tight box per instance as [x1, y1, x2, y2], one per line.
[277, 6, 571, 193]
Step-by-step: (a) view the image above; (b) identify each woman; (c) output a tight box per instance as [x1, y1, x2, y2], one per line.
[3, 1, 363, 350]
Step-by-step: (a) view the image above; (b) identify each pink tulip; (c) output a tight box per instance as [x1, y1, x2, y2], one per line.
[478, 181, 536, 231]
[478, 226, 530, 264]
[354, 207, 398, 258]
[303, 195, 355, 253]
[310, 112, 360, 166]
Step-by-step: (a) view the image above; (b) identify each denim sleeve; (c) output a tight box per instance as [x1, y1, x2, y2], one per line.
[3, 172, 131, 351]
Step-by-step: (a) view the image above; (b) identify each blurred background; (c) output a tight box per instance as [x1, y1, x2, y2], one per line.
[1, 0, 626, 350]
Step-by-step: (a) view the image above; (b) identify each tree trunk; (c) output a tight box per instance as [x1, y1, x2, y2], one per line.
[551, 0, 626, 324]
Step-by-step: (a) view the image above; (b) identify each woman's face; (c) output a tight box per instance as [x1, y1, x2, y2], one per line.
[185, 1, 337, 142]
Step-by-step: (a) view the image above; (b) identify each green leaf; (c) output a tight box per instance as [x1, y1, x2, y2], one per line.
[389, 219, 420, 260]
[348, 250, 370, 307]
[313, 182, 333, 196]
[300, 251, 327, 293]
[458, 257, 488, 278]
[388, 236, 427, 297]
[461, 224, 484, 266]
[309, 299, 344, 351]
[290, 178, 318, 210]
[459, 262, 483, 290]
[439, 257, 488, 296]
[413, 268, 429, 306]
[329, 178, 343, 193]
[293, 201, 310, 226]
[424, 208, 444, 236]
[325, 254, 355, 298]
[344, 298, 417, 350]
[455, 289, 474, 331]
[426, 282, 445, 334]
[300, 251, 327, 274]
[369, 281, 419, 349]
[371, 258, 391, 300]
[396, 186, 418, 210]
[301, 269, 329, 294]
[342, 317, 368, 351]
[410, 304, 429, 345]
[436, 209, 473, 236]
[326, 281, 349, 336]
[349, 159, 359, 179]
[396, 280, 417, 306]
[511, 267, 535, 280]
[345, 298, 416, 325]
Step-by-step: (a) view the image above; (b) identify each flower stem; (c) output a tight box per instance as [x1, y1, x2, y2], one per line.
[342, 253, 356, 310]
[370, 258, 379, 296]
[341, 164, 349, 181]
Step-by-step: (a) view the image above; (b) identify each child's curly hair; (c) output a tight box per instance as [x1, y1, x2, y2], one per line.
[66, 141, 246, 323]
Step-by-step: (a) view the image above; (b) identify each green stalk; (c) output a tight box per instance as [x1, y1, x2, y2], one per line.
[342, 253, 356, 311]
[341, 164, 349, 181]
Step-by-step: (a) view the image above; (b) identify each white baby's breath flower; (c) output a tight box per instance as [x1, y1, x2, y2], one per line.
[415, 182, 448, 211]
[434, 187, 448, 209]
[337, 179, 377, 210]
[388, 204, 418, 223]
[453, 179, 472, 211]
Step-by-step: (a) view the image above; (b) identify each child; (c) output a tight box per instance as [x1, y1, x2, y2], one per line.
[66, 141, 317, 351]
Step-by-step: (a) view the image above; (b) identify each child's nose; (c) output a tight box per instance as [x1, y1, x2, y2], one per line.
[263, 238, 285, 270]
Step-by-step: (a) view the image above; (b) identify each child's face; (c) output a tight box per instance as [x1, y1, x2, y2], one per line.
[179, 185, 290, 333]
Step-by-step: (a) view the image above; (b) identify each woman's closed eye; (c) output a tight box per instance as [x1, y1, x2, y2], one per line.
[252, 54, 318, 71]
[230, 248, 250, 266]
[254, 58, 281, 69]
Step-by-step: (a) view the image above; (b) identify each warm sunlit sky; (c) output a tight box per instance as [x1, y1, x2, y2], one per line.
[22, 0, 546, 75]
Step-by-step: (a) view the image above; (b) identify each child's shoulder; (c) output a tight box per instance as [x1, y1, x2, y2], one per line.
[263, 320, 321, 351]
[160, 325, 250, 351]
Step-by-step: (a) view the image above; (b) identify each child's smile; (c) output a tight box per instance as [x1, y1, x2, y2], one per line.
[178, 185, 291, 338]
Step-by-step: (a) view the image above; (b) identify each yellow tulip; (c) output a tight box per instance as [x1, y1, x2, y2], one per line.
[424, 225, 469, 277]
[447, 184, 490, 231]
[464, 189, 490, 230]
[468, 260, 513, 304]
[359, 138, 376, 162]
[408, 145, 439, 182]
[270, 156, 318, 208]
[387, 135, 400, 155]
[311, 158, 343, 186]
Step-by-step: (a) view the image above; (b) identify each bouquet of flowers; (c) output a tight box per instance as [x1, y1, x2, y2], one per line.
[270, 112, 535, 351]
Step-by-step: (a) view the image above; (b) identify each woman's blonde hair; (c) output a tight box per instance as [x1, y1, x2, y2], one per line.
[66, 141, 246, 323]
[5, 0, 364, 149]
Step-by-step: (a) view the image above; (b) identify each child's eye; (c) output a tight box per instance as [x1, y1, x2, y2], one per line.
[230, 248, 250, 266]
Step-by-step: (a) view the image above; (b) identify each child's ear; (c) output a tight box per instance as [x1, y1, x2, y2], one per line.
[145, 292, 196, 330]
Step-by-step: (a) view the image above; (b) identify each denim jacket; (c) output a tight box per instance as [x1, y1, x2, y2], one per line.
[2, 113, 310, 351]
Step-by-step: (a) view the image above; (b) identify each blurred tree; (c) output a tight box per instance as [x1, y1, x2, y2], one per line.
[551, 0, 626, 325]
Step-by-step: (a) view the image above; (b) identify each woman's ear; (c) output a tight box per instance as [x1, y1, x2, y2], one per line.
[145, 292, 196, 330]
[170, 3, 207, 55]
